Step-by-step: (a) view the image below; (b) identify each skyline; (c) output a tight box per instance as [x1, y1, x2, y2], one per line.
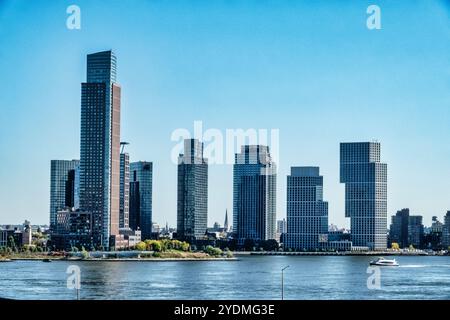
[1, 1, 450, 228]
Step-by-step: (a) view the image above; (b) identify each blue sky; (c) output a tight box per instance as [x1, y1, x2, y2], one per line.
[0, 0, 449, 228]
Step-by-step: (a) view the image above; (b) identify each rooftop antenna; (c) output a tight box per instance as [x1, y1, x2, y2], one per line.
[120, 141, 130, 153]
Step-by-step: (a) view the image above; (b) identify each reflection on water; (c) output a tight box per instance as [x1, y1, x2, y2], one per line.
[1, 256, 449, 300]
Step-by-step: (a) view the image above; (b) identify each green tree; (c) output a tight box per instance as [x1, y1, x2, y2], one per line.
[135, 241, 146, 251]
[391, 242, 400, 250]
[205, 245, 222, 256]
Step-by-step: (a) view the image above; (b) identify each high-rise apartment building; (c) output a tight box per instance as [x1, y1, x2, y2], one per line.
[119, 151, 130, 229]
[340, 142, 387, 250]
[79, 50, 121, 249]
[442, 211, 450, 248]
[233, 145, 276, 244]
[49, 160, 80, 230]
[177, 139, 208, 241]
[129, 161, 153, 239]
[285, 167, 328, 251]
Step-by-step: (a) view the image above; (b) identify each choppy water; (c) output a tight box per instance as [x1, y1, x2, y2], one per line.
[1, 255, 449, 300]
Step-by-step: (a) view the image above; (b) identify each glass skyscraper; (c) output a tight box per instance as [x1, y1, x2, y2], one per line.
[285, 167, 328, 251]
[129, 161, 153, 240]
[49, 160, 80, 230]
[177, 139, 208, 241]
[233, 145, 276, 244]
[340, 142, 387, 250]
[79, 50, 121, 249]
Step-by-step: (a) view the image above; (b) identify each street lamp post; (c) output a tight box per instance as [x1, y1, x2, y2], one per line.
[281, 266, 289, 300]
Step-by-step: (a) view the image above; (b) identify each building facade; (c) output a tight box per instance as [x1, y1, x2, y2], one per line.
[442, 211, 450, 249]
[389, 208, 410, 248]
[79, 50, 121, 249]
[177, 139, 208, 242]
[49, 160, 80, 230]
[285, 167, 328, 251]
[129, 161, 153, 239]
[408, 215, 424, 248]
[233, 145, 276, 244]
[119, 152, 130, 229]
[340, 142, 387, 250]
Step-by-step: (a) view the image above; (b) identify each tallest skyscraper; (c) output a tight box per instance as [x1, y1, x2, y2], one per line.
[79, 51, 121, 249]
[340, 142, 387, 250]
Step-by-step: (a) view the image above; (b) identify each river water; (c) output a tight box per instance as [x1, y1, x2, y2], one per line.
[1, 255, 449, 300]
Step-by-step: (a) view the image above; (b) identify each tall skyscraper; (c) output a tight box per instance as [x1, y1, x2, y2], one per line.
[177, 139, 208, 242]
[119, 151, 130, 229]
[408, 215, 424, 248]
[285, 167, 328, 251]
[389, 208, 410, 248]
[129, 161, 153, 239]
[442, 211, 450, 248]
[233, 145, 276, 244]
[340, 142, 387, 250]
[49, 160, 80, 230]
[79, 50, 121, 249]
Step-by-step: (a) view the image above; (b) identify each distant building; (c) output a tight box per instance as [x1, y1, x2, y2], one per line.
[152, 222, 160, 234]
[277, 219, 287, 234]
[340, 142, 387, 250]
[119, 228, 141, 247]
[431, 216, 443, 233]
[442, 211, 450, 249]
[129, 161, 153, 240]
[233, 145, 276, 244]
[389, 208, 410, 248]
[49, 160, 80, 230]
[408, 215, 424, 248]
[224, 210, 230, 232]
[0, 221, 32, 248]
[119, 151, 130, 229]
[285, 167, 328, 251]
[51, 209, 94, 251]
[177, 139, 208, 242]
[22, 220, 32, 246]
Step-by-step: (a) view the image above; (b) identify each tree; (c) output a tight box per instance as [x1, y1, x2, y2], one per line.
[81, 247, 89, 260]
[261, 239, 279, 251]
[135, 242, 146, 251]
[244, 239, 255, 252]
[391, 242, 400, 250]
[205, 245, 222, 257]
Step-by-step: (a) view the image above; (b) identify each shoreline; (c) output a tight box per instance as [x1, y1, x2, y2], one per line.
[6, 257, 238, 262]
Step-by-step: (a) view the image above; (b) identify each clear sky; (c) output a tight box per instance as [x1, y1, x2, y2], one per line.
[0, 0, 449, 229]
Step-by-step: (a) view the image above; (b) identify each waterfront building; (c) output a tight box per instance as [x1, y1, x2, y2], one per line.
[49, 160, 80, 230]
[119, 151, 130, 229]
[285, 167, 328, 251]
[389, 208, 410, 248]
[79, 50, 121, 249]
[51, 209, 94, 250]
[442, 211, 450, 249]
[177, 139, 208, 242]
[129, 161, 153, 239]
[340, 142, 387, 250]
[233, 145, 276, 244]
[408, 215, 424, 248]
[277, 219, 287, 234]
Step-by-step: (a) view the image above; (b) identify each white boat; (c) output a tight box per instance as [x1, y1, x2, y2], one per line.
[369, 257, 399, 266]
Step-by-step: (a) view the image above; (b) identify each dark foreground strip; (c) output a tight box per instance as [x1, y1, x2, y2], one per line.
[0, 300, 447, 319]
